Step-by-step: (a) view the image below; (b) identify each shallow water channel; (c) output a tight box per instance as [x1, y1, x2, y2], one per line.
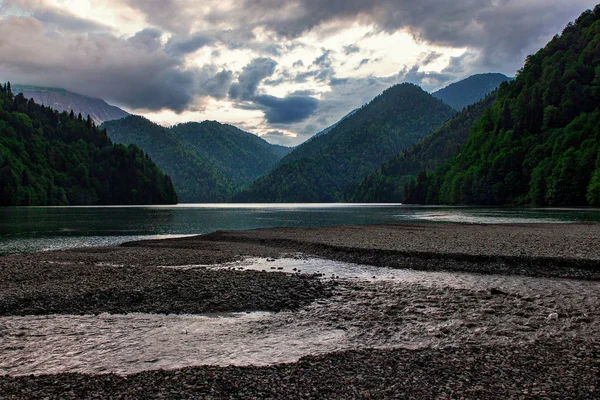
[2, 257, 599, 376]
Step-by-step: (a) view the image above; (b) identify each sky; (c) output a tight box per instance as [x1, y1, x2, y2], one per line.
[0, 0, 597, 145]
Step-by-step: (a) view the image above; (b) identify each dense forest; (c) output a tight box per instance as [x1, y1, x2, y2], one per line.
[103, 117, 290, 202]
[171, 121, 291, 189]
[345, 93, 497, 203]
[234, 84, 457, 202]
[0, 83, 177, 206]
[102, 116, 233, 203]
[432, 73, 510, 111]
[309, 109, 358, 141]
[405, 6, 600, 206]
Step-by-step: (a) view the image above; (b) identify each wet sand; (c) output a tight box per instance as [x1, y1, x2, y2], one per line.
[1, 223, 600, 398]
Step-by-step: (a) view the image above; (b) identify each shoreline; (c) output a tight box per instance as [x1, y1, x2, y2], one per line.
[2, 222, 600, 398]
[131, 222, 600, 279]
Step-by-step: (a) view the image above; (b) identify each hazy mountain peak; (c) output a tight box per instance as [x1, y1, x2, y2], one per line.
[12, 84, 129, 125]
[432, 73, 511, 110]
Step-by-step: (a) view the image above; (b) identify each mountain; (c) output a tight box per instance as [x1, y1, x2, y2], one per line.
[345, 92, 497, 202]
[102, 117, 291, 202]
[102, 116, 233, 203]
[432, 73, 511, 111]
[171, 121, 292, 188]
[12, 84, 129, 125]
[406, 6, 600, 207]
[0, 84, 177, 206]
[233, 83, 457, 202]
[310, 109, 359, 140]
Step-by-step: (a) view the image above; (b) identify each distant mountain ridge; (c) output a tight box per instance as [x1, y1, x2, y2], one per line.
[171, 121, 292, 188]
[234, 83, 457, 202]
[103, 117, 291, 202]
[12, 84, 129, 124]
[432, 73, 511, 110]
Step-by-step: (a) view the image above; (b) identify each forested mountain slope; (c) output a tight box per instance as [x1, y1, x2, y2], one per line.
[345, 93, 497, 202]
[0, 84, 177, 206]
[406, 6, 600, 206]
[234, 84, 457, 202]
[171, 121, 291, 188]
[103, 117, 291, 202]
[432, 73, 510, 111]
[309, 109, 359, 141]
[102, 116, 233, 203]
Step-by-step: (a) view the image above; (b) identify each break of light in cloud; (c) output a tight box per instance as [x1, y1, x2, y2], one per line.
[0, 0, 597, 145]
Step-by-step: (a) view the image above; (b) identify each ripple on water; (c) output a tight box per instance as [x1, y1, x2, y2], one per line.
[0, 311, 346, 376]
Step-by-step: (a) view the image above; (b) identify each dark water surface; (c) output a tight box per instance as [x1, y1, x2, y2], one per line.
[2, 204, 600, 255]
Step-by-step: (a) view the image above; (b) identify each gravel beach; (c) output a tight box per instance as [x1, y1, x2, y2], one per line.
[137, 222, 600, 278]
[1, 223, 599, 399]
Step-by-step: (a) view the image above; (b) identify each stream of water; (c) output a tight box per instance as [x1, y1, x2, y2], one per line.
[2, 257, 598, 376]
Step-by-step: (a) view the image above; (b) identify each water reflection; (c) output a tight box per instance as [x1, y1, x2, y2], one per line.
[2, 204, 600, 255]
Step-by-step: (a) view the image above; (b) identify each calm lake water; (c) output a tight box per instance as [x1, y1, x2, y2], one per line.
[1, 204, 600, 255]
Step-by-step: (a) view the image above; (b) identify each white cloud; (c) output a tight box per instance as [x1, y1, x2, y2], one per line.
[1, 0, 596, 145]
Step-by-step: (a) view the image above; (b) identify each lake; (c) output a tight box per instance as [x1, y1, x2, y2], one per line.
[2, 204, 600, 255]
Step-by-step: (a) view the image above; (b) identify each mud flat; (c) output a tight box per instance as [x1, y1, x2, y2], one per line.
[1, 223, 600, 398]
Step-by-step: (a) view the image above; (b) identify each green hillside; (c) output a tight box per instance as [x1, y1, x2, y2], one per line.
[171, 121, 291, 188]
[102, 116, 233, 203]
[406, 6, 600, 206]
[0, 83, 177, 206]
[234, 83, 457, 202]
[102, 117, 291, 202]
[345, 93, 497, 203]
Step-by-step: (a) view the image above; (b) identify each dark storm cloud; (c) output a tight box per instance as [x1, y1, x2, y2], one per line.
[164, 28, 282, 57]
[123, 0, 195, 34]
[166, 33, 214, 55]
[421, 51, 443, 66]
[203, 0, 597, 70]
[32, 8, 108, 32]
[254, 94, 319, 124]
[228, 58, 319, 124]
[128, 28, 163, 53]
[228, 57, 277, 100]
[293, 70, 318, 83]
[0, 16, 234, 112]
[201, 69, 234, 99]
[1, 0, 596, 142]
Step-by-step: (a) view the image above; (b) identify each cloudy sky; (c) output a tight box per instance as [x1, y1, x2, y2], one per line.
[0, 0, 596, 145]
